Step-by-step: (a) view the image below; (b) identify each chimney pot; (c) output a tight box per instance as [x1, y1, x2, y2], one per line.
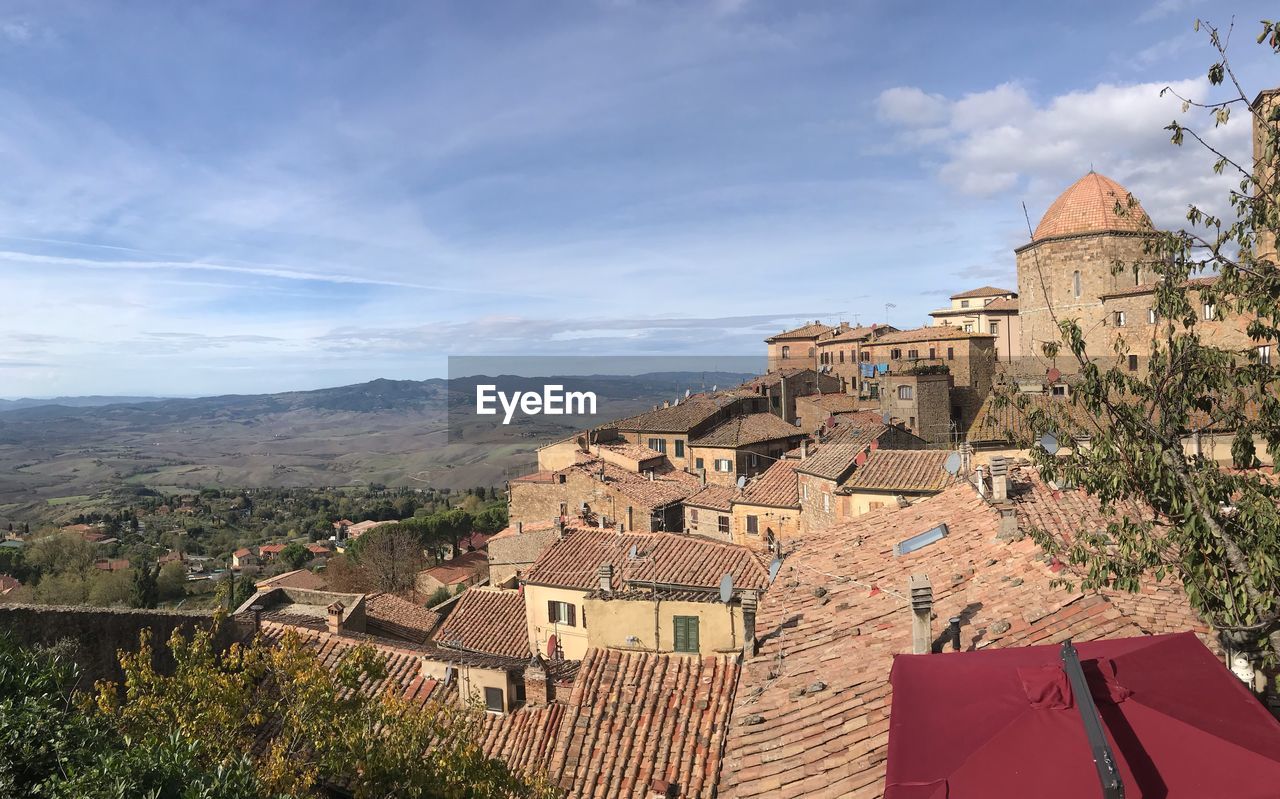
[908, 574, 933, 655]
[326, 601, 344, 635]
[741, 593, 759, 657]
[598, 563, 613, 594]
[948, 616, 961, 651]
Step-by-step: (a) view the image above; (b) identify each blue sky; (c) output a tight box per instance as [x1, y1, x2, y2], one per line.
[0, 0, 1273, 396]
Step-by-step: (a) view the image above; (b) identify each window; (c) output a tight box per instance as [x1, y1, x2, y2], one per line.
[547, 600, 576, 627]
[1073, 270, 1082, 298]
[961, 299, 970, 308]
[822, 493, 830, 512]
[907, 348, 918, 359]
[860, 350, 869, 362]
[898, 385, 913, 400]
[909, 416, 915, 429]
[928, 347, 936, 359]
[695, 457, 704, 470]
[962, 323, 973, 332]
[840, 350, 846, 363]
[1260, 345, 1272, 366]
[988, 321, 999, 335]
[715, 458, 733, 472]
[1133, 265, 1141, 286]
[808, 347, 815, 357]
[947, 347, 954, 360]
[894, 523, 948, 556]
[1204, 302, 1217, 321]
[801, 483, 809, 500]
[689, 508, 699, 525]
[673, 616, 700, 653]
[746, 515, 759, 535]
[484, 687, 505, 713]
[674, 439, 684, 458]
[770, 395, 780, 409]
[781, 345, 790, 358]
[647, 437, 667, 454]
[717, 515, 729, 535]
[890, 348, 902, 359]
[1051, 384, 1068, 397]
[1148, 308, 1158, 325]
[1128, 354, 1138, 371]
[1114, 311, 1126, 327]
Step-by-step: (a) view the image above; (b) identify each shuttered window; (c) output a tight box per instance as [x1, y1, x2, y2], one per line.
[673, 616, 700, 653]
[547, 600, 576, 627]
[484, 687, 505, 713]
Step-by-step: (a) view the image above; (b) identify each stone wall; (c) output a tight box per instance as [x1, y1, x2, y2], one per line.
[880, 373, 952, 445]
[508, 470, 673, 533]
[489, 526, 561, 586]
[0, 604, 248, 687]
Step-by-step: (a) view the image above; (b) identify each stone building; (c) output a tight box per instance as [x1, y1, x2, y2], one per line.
[764, 321, 836, 372]
[929, 286, 1022, 362]
[507, 458, 700, 534]
[728, 457, 802, 552]
[682, 483, 735, 540]
[686, 412, 806, 487]
[814, 323, 897, 394]
[733, 367, 842, 424]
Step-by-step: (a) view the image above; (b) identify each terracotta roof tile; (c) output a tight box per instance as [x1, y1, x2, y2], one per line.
[718, 470, 1206, 799]
[524, 527, 769, 592]
[980, 296, 1019, 311]
[950, 285, 1016, 299]
[736, 458, 801, 508]
[1032, 172, 1153, 241]
[418, 551, 489, 586]
[766, 322, 835, 342]
[364, 592, 443, 644]
[685, 484, 737, 512]
[612, 395, 741, 434]
[797, 394, 873, 414]
[255, 569, 329, 591]
[869, 325, 994, 345]
[690, 413, 805, 448]
[432, 588, 530, 659]
[795, 423, 892, 481]
[843, 450, 956, 493]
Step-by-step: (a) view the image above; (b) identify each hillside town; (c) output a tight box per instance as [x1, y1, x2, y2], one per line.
[101, 90, 1271, 796]
[6, 11, 1280, 796]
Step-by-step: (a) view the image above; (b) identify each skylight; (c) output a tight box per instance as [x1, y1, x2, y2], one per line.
[894, 523, 948, 556]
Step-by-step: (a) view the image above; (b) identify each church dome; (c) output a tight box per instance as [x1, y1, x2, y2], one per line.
[1032, 172, 1152, 241]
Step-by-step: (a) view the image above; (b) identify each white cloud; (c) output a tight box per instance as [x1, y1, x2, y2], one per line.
[875, 87, 949, 127]
[876, 77, 1251, 230]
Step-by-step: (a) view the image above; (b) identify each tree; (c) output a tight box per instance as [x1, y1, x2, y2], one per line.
[157, 561, 188, 601]
[346, 526, 426, 595]
[279, 542, 310, 571]
[130, 563, 159, 609]
[25, 532, 96, 580]
[1006, 19, 1280, 664]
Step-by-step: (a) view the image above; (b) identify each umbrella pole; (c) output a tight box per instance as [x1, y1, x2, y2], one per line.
[1061, 640, 1125, 799]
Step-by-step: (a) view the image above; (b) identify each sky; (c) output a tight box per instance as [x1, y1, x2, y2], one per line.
[0, 0, 1274, 397]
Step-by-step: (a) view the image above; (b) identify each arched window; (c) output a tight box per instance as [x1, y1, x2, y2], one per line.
[1133, 265, 1141, 286]
[1073, 271, 1082, 299]
[781, 345, 790, 359]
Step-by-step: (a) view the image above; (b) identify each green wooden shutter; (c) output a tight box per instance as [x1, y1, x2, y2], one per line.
[673, 616, 700, 653]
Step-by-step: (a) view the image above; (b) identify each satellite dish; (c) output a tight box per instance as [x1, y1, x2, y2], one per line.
[719, 573, 734, 604]
[711, 385, 718, 392]
[1047, 367, 1062, 384]
[443, 665, 455, 683]
[768, 558, 782, 583]
[943, 451, 962, 475]
[1039, 432, 1060, 455]
[882, 413, 891, 424]
[685, 389, 691, 398]
[736, 475, 748, 489]
[628, 544, 638, 559]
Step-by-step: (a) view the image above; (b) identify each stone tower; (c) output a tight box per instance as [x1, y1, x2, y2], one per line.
[1014, 172, 1158, 372]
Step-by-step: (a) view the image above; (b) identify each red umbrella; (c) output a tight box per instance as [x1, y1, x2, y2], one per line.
[884, 632, 1280, 798]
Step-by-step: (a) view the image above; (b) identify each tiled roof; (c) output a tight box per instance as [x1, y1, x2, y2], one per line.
[491, 519, 558, 541]
[823, 325, 881, 343]
[1098, 274, 1219, 300]
[980, 296, 1019, 312]
[255, 569, 329, 591]
[965, 392, 1095, 444]
[480, 702, 567, 778]
[233, 547, 254, 558]
[794, 423, 891, 481]
[685, 484, 736, 512]
[869, 325, 995, 345]
[599, 441, 665, 461]
[548, 649, 740, 798]
[950, 285, 1015, 299]
[718, 472, 1206, 799]
[432, 588, 530, 659]
[766, 321, 834, 342]
[736, 458, 801, 509]
[612, 395, 738, 434]
[418, 551, 489, 586]
[364, 592, 443, 644]
[1032, 172, 1153, 241]
[259, 544, 288, 554]
[843, 449, 956, 493]
[797, 394, 871, 414]
[510, 470, 557, 484]
[690, 413, 805, 448]
[580, 458, 703, 509]
[524, 527, 769, 592]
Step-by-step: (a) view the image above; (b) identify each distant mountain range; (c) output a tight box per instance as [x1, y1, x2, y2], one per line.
[0, 373, 755, 513]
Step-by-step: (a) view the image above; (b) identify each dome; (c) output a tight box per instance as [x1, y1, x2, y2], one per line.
[1032, 172, 1152, 241]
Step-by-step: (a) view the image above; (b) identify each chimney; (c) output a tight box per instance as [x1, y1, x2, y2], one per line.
[598, 563, 613, 595]
[516, 521, 523, 535]
[948, 617, 962, 651]
[741, 592, 758, 657]
[617, 522, 625, 533]
[250, 603, 264, 634]
[699, 468, 707, 488]
[989, 456, 1009, 503]
[800, 440, 809, 460]
[326, 601, 344, 634]
[909, 574, 933, 655]
[997, 506, 1021, 541]
[524, 654, 550, 706]
[554, 518, 565, 540]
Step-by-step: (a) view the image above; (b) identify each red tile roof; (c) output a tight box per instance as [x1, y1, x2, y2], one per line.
[418, 551, 489, 587]
[691, 413, 805, 448]
[433, 588, 529, 659]
[950, 285, 1015, 299]
[259, 543, 288, 554]
[736, 458, 801, 509]
[794, 422, 892, 481]
[766, 321, 834, 342]
[718, 472, 1206, 799]
[1032, 172, 1152, 242]
[524, 528, 769, 592]
[980, 296, 1019, 312]
[684, 484, 737, 512]
[364, 592, 443, 644]
[843, 449, 956, 493]
[870, 325, 995, 345]
[0, 574, 21, 593]
[796, 394, 873, 414]
[545, 458, 703, 510]
[611, 395, 741, 434]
